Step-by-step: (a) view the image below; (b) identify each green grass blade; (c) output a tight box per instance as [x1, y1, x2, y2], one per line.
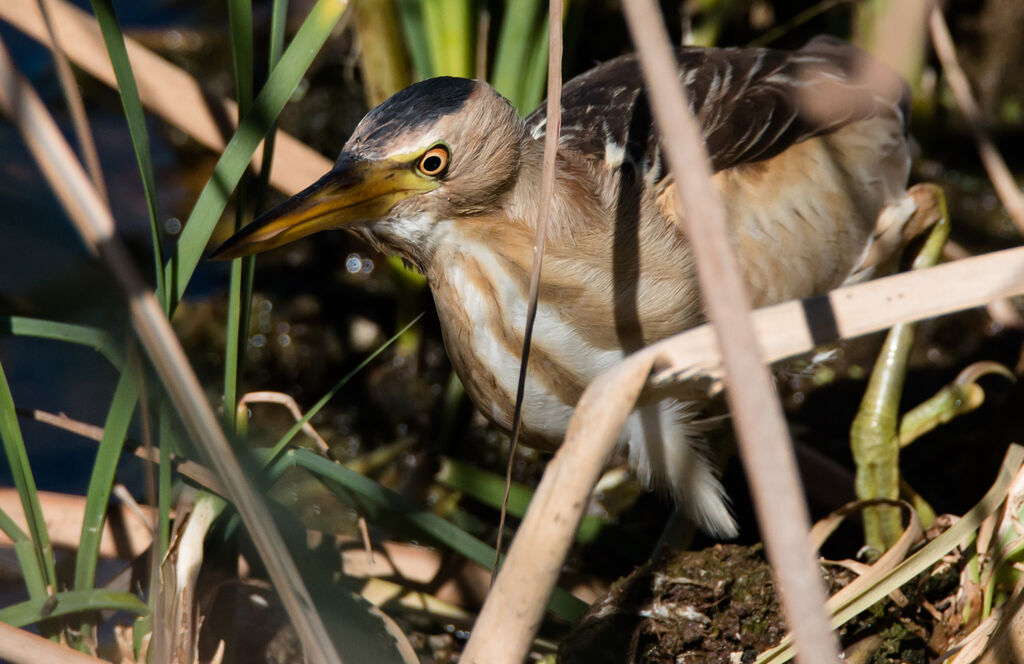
[520, 18, 549, 114]
[0, 589, 148, 627]
[73, 362, 140, 594]
[262, 313, 423, 465]
[393, 0, 434, 78]
[164, 0, 346, 312]
[422, 0, 473, 77]
[282, 449, 587, 621]
[88, 0, 166, 307]
[436, 457, 607, 543]
[0, 316, 123, 369]
[0, 507, 47, 602]
[0, 506, 29, 542]
[491, 0, 544, 112]
[227, 0, 254, 118]
[227, 0, 289, 433]
[0, 359, 57, 594]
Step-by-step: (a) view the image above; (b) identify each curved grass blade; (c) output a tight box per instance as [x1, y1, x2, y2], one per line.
[0, 589, 148, 627]
[164, 0, 347, 312]
[279, 448, 587, 622]
[88, 0, 166, 306]
[0, 316, 123, 369]
[437, 457, 607, 544]
[0, 359, 57, 596]
[262, 313, 423, 465]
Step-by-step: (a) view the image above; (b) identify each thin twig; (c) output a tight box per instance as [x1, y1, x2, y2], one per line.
[14, 404, 224, 493]
[929, 6, 1024, 234]
[621, 1, 839, 662]
[238, 390, 331, 453]
[491, 0, 563, 581]
[16, 407, 104, 440]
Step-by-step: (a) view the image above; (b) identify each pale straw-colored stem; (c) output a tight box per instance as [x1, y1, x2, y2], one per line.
[929, 6, 1024, 234]
[0, 36, 343, 664]
[0, 621, 105, 664]
[0, 0, 330, 196]
[621, 1, 839, 662]
[35, 0, 107, 204]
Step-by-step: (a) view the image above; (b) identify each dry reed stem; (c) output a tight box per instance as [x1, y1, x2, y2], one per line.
[0, 36, 343, 664]
[35, 0, 107, 204]
[944, 240, 1024, 330]
[0, 488, 154, 558]
[647, 244, 1024, 388]
[622, 1, 838, 662]
[0, 621, 104, 664]
[929, 6, 1024, 234]
[0, 0, 330, 197]
[461, 352, 656, 664]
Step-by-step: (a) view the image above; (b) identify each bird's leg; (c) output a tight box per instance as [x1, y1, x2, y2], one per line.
[850, 184, 949, 556]
[892, 361, 1015, 526]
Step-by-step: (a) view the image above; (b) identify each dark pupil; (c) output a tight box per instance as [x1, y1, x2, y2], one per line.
[423, 155, 442, 172]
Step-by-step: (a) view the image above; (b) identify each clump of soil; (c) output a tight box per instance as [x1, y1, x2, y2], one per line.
[559, 544, 785, 664]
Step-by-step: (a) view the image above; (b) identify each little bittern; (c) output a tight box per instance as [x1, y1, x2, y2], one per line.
[213, 36, 911, 537]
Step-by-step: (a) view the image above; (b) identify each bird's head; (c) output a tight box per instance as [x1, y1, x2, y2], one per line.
[211, 77, 525, 264]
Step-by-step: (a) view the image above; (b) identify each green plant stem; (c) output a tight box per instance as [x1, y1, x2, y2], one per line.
[222, 0, 256, 434]
[354, 0, 412, 105]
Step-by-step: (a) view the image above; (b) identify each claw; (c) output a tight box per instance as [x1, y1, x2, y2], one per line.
[954, 360, 1015, 387]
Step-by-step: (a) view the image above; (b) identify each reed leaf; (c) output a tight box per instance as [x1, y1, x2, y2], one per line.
[88, 0, 166, 306]
[164, 0, 346, 312]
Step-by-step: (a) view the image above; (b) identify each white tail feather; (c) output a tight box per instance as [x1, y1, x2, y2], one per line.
[625, 401, 737, 539]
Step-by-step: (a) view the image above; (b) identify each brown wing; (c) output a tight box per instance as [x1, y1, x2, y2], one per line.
[524, 36, 909, 182]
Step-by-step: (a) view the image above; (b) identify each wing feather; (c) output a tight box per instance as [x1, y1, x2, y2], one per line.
[525, 36, 909, 179]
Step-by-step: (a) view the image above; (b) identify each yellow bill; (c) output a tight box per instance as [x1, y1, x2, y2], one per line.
[210, 153, 440, 260]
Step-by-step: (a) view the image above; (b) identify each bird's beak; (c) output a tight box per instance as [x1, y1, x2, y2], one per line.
[210, 153, 439, 260]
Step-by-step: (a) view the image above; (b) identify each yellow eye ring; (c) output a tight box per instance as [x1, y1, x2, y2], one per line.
[417, 145, 450, 177]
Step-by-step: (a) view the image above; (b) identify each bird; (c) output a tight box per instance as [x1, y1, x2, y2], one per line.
[212, 36, 912, 538]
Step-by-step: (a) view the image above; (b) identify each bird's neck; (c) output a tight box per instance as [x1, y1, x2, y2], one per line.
[501, 138, 606, 241]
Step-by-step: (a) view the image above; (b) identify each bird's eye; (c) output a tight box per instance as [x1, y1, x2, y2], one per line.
[417, 145, 450, 177]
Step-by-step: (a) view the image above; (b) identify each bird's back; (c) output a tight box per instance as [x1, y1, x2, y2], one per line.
[525, 36, 909, 183]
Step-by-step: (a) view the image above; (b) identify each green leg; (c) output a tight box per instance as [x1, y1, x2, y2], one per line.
[851, 186, 949, 555]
